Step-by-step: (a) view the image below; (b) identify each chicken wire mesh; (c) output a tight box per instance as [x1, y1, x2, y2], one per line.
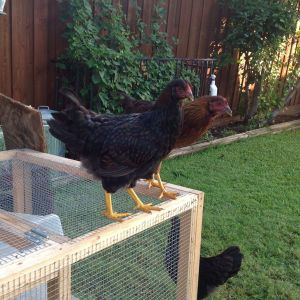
[0, 152, 202, 300]
[70, 217, 188, 300]
[1, 215, 190, 300]
[0, 158, 164, 238]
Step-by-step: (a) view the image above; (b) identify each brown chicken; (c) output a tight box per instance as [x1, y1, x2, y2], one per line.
[120, 94, 232, 198]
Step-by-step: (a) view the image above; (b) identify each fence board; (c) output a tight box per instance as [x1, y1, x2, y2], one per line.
[186, 0, 203, 58]
[11, 0, 34, 105]
[0, 0, 12, 97]
[197, 0, 214, 59]
[176, 0, 193, 57]
[166, 0, 181, 53]
[34, 0, 49, 108]
[126, 0, 137, 33]
[140, 0, 153, 56]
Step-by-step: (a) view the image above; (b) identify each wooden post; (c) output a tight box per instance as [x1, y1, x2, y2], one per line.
[176, 192, 204, 300]
[12, 160, 32, 213]
[47, 264, 72, 300]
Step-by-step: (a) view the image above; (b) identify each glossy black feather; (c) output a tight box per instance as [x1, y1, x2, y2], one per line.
[48, 80, 187, 193]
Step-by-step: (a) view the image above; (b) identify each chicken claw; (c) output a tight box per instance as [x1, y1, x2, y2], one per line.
[127, 188, 162, 214]
[102, 211, 131, 222]
[103, 191, 131, 222]
[158, 190, 178, 200]
[147, 179, 160, 189]
[150, 173, 179, 200]
[135, 203, 162, 213]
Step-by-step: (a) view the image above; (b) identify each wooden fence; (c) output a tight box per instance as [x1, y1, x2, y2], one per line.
[0, 0, 64, 108]
[0, 0, 299, 114]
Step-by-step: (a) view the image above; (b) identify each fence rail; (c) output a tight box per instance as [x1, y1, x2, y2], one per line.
[54, 57, 216, 109]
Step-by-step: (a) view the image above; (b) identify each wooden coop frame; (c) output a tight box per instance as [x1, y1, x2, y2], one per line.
[0, 150, 204, 300]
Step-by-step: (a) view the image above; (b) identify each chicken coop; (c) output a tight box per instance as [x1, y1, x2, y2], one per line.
[0, 149, 203, 300]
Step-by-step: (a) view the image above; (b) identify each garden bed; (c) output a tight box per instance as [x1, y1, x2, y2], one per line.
[170, 119, 300, 158]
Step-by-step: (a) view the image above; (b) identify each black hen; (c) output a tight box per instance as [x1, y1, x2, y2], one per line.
[48, 79, 193, 222]
[165, 217, 243, 299]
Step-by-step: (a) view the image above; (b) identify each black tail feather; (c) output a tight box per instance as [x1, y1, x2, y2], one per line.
[198, 246, 243, 299]
[47, 89, 93, 155]
[165, 217, 243, 299]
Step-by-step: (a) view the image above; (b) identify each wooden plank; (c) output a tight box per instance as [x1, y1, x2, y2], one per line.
[24, 165, 33, 214]
[12, 160, 26, 212]
[166, 0, 181, 52]
[226, 51, 239, 107]
[0, 192, 201, 290]
[11, 0, 34, 105]
[11, 159, 33, 213]
[0, 150, 17, 161]
[231, 61, 242, 113]
[204, 0, 219, 58]
[33, 0, 49, 108]
[15, 150, 197, 200]
[278, 37, 295, 97]
[120, 0, 129, 16]
[126, 0, 138, 33]
[140, 0, 153, 56]
[0, 0, 12, 97]
[159, 0, 169, 33]
[176, 0, 193, 57]
[217, 66, 230, 97]
[112, 0, 121, 8]
[48, 266, 72, 300]
[186, 0, 204, 58]
[47, 0, 66, 109]
[295, 88, 300, 105]
[197, 0, 214, 58]
[47, 0, 58, 108]
[177, 192, 203, 300]
[15, 150, 95, 180]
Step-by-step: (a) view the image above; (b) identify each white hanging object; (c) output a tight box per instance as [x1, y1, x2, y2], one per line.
[0, 0, 6, 15]
[209, 74, 218, 96]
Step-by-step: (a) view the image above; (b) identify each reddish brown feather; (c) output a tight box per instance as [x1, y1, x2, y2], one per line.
[174, 96, 214, 148]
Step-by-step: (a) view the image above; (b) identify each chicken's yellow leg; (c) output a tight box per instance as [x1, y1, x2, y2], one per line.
[127, 188, 162, 213]
[147, 174, 161, 189]
[102, 191, 131, 222]
[152, 173, 178, 200]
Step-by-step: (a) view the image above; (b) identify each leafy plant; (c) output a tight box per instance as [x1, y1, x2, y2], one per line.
[216, 0, 299, 122]
[58, 0, 200, 113]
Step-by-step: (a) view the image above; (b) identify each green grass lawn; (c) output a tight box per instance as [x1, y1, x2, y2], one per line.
[16, 129, 298, 299]
[161, 129, 300, 299]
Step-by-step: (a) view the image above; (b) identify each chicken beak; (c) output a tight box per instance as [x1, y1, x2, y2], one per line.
[187, 92, 194, 102]
[185, 84, 194, 102]
[224, 105, 233, 117]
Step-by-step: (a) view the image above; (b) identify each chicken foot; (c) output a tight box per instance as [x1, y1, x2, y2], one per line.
[102, 191, 131, 222]
[127, 188, 162, 213]
[147, 173, 179, 199]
